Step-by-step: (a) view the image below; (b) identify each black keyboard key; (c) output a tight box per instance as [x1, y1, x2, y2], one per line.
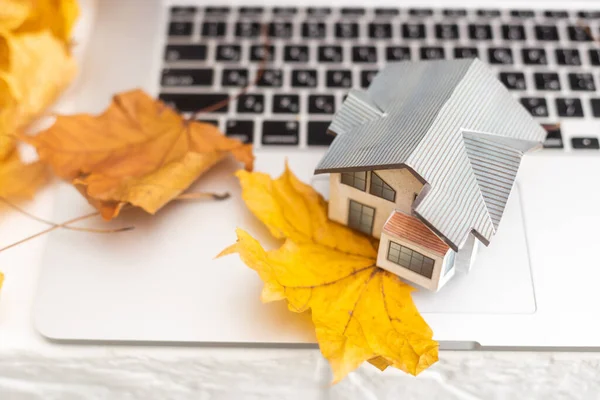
[222, 69, 248, 87]
[572, 137, 599, 149]
[568, 26, 593, 41]
[202, 22, 227, 37]
[361, 70, 378, 88]
[454, 47, 479, 59]
[319, 46, 343, 63]
[164, 45, 207, 61]
[534, 73, 561, 91]
[159, 93, 229, 113]
[326, 70, 352, 88]
[520, 98, 549, 117]
[216, 45, 241, 62]
[569, 73, 596, 91]
[409, 8, 433, 17]
[556, 98, 584, 117]
[250, 45, 275, 62]
[170, 7, 197, 18]
[308, 95, 335, 114]
[436, 24, 459, 39]
[341, 8, 365, 16]
[510, 10, 535, 18]
[199, 119, 219, 127]
[205, 7, 230, 16]
[590, 49, 600, 65]
[273, 7, 297, 16]
[578, 11, 600, 19]
[403, 24, 426, 39]
[375, 8, 400, 17]
[488, 48, 513, 64]
[522, 48, 547, 65]
[237, 94, 264, 113]
[542, 124, 564, 149]
[302, 22, 326, 39]
[262, 121, 299, 145]
[307, 7, 331, 17]
[168, 22, 193, 37]
[257, 69, 283, 87]
[291, 69, 318, 87]
[239, 7, 263, 16]
[387, 46, 411, 61]
[284, 45, 309, 62]
[544, 10, 569, 18]
[420, 47, 445, 60]
[308, 121, 334, 146]
[590, 99, 600, 117]
[336, 22, 359, 39]
[225, 120, 254, 144]
[499, 72, 526, 90]
[235, 21, 261, 38]
[273, 95, 300, 114]
[353, 46, 377, 63]
[476, 9, 501, 18]
[502, 24, 526, 40]
[469, 24, 493, 40]
[556, 49, 581, 65]
[535, 25, 559, 41]
[443, 9, 467, 17]
[369, 23, 392, 39]
[161, 69, 213, 87]
[269, 22, 293, 38]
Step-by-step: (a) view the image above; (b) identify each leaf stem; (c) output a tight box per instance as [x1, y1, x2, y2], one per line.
[0, 198, 131, 233]
[176, 192, 230, 201]
[0, 210, 134, 254]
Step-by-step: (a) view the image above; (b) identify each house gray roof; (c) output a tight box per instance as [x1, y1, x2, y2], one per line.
[315, 59, 546, 251]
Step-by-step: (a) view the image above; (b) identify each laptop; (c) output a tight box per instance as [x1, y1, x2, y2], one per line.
[33, 0, 600, 350]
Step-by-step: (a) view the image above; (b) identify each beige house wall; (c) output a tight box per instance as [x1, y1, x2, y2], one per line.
[328, 168, 424, 239]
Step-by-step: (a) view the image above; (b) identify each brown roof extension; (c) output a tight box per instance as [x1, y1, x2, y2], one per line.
[383, 211, 450, 256]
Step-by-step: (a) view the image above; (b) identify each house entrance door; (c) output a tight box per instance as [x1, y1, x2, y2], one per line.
[348, 200, 375, 235]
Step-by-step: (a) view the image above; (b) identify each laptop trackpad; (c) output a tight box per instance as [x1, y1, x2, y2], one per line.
[413, 183, 536, 314]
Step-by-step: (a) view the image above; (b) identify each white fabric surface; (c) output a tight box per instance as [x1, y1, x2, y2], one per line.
[1, 191, 600, 400]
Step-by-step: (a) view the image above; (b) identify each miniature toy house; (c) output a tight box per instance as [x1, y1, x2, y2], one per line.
[315, 59, 546, 291]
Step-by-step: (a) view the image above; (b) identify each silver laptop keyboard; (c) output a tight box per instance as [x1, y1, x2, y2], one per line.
[160, 6, 600, 151]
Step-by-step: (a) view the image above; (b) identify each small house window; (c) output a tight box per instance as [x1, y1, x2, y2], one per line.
[369, 172, 396, 202]
[341, 171, 367, 191]
[387, 241, 434, 279]
[348, 200, 375, 235]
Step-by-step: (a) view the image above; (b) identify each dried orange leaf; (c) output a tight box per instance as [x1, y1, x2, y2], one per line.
[28, 89, 254, 220]
[0, 28, 77, 160]
[219, 166, 438, 382]
[0, 150, 48, 200]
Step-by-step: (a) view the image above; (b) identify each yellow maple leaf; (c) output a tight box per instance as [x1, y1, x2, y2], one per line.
[0, 0, 30, 31]
[0, 28, 77, 160]
[0, 149, 48, 199]
[0, 0, 79, 44]
[27, 89, 254, 220]
[219, 166, 438, 383]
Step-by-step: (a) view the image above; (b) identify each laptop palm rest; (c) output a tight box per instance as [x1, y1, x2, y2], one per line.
[33, 153, 534, 345]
